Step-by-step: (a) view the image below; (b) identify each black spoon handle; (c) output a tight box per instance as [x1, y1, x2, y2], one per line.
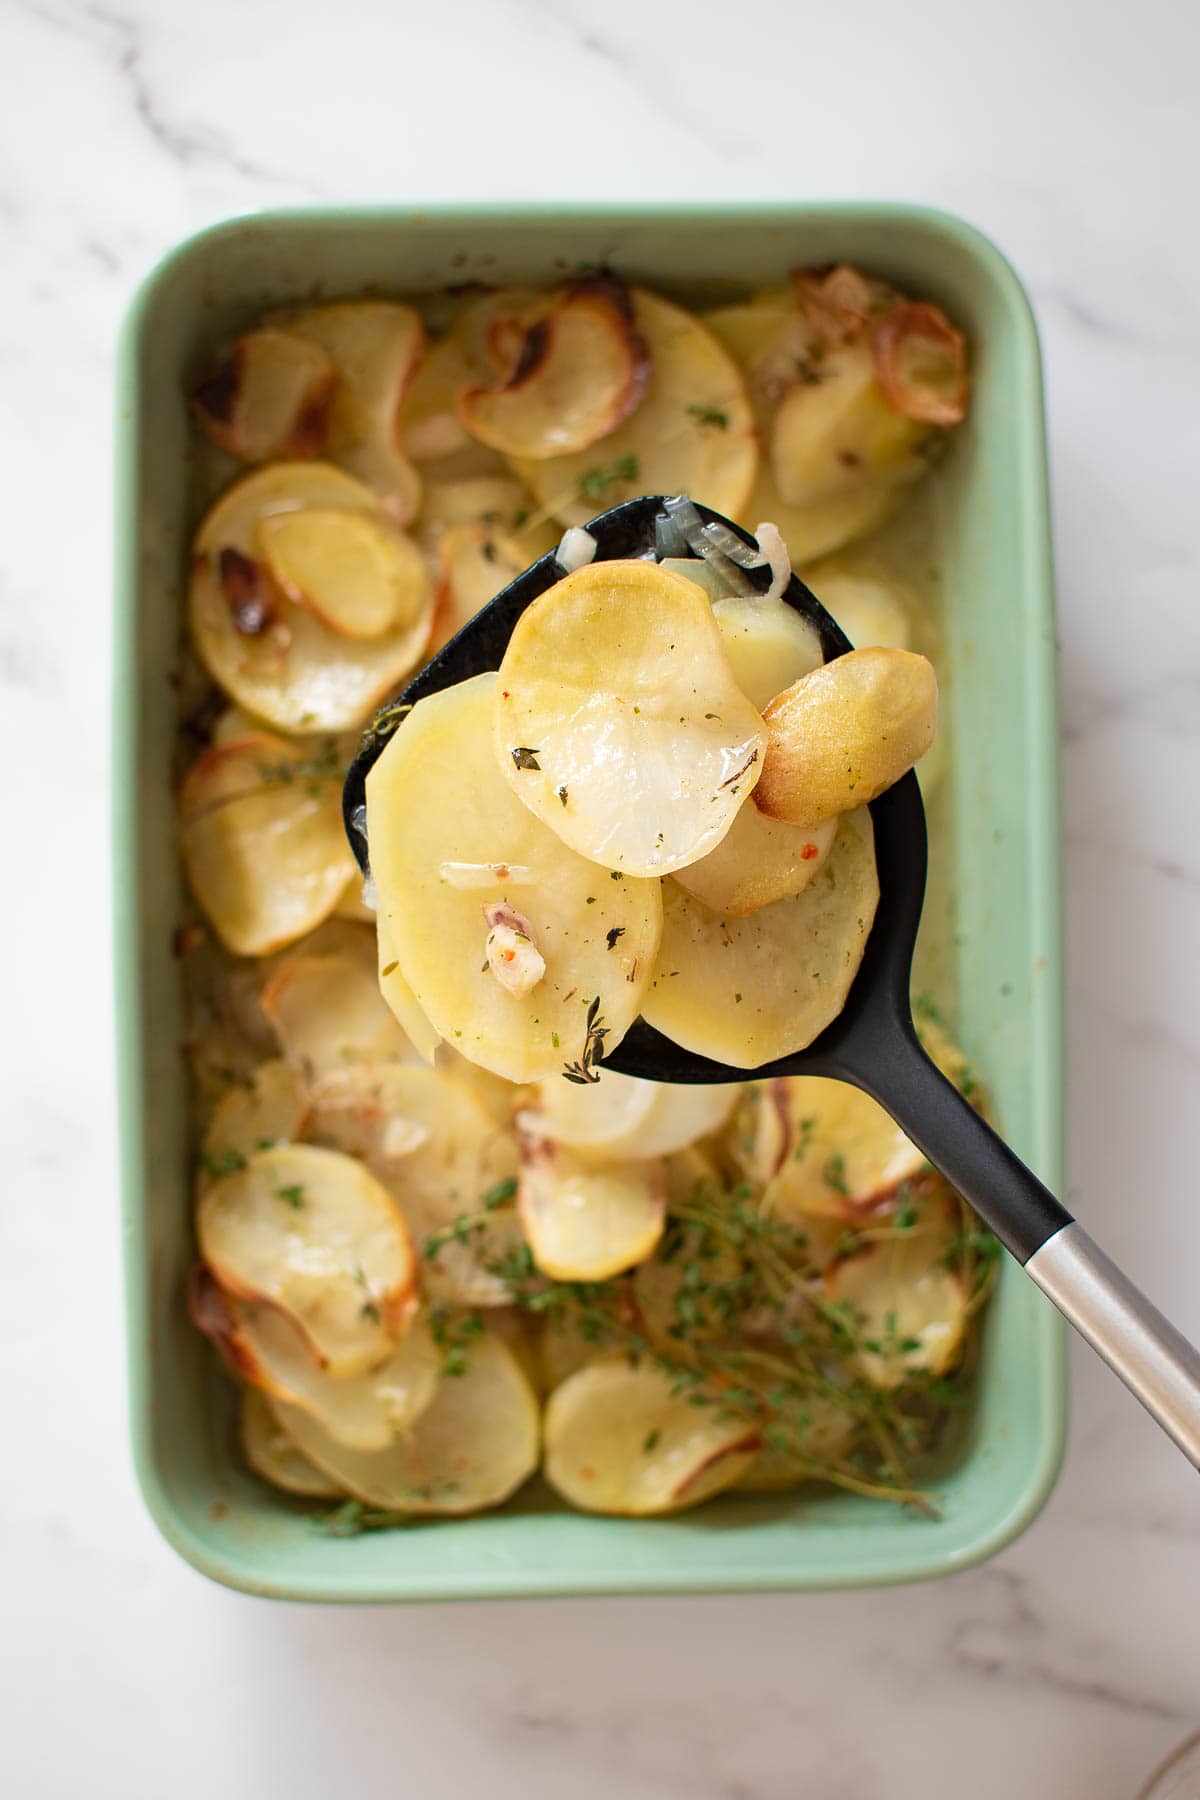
[853, 1027, 1200, 1469]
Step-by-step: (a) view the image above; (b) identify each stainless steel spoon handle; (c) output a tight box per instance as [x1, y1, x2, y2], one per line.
[1027, 1223, 1200, 1467]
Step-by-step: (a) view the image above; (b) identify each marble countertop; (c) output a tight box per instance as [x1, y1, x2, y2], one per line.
[3, 0, 1198, 1793]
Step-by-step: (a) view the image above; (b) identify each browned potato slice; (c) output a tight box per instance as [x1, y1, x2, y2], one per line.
[196, 1143, 417, 1376]
[261, 951, 415, 1083]
[276, 1331, 540, 1514]
[518, 1136, 666, 1280]
[189, 463, 434, 732]
[825, 1193, 967, 1388]
[511, 291, 757, 528]
[672, 801, 838, 916]
[366, 673, 661, 1082]
[198, 1059, 309, 1188]
[543, 1361, 759, 1515]
[240, 1388, 342, 1498]
[459, 278, 649, 459]
[756, 647, 938, 828]
[257, 508, 429, 641]
[495, 561, 766, 877]
[191, 329, 338, 463]
[872, 302, 969, 426]
[400, 289, 541, 469]
[431, 522, 529, 649]
[179, 732, 357, 957]
[285, 301, 425, 521]
[643, 808, 879, 1068]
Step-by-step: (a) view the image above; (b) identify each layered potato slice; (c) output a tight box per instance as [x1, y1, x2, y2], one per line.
[431, 521, 530, 650]
[399, 288, 541, 471]
[495, 562, 766, 876]
[518, 1069, 737, 1162]
[511, 290, 757, 528]
[275, 1331, 540, 1514]
[179, 730, 358, 957]
[198, 1059, 309, 1188]
[285, 301, 425, 521]
[377, 910, 442, 1062]
[459, 276, 649, 458]
[769, 338, 929, 508]
[240, 1388, 342, 1498]
[417, 473, 559, 561]
[261, 947, 416, 1082]
[518, 1135, 666, 1280]
[733, 1396, 859, 1492]
[366, 672, 661, 1081]
[189, 463, 434, 733]
[710, 592, 824, 712]
[189, 1267, 439, 1450]
[306, 1063, 520, 1307]
[764, 1077, 932, 1221]
[671, 800, 838, 916]
[825, 1191, 968, 1388]
[543, 1360, 760, 1515]
[196, 1143, 417, 1376]
[191, 328, 338, 463]
[643, 808, 879, 1068]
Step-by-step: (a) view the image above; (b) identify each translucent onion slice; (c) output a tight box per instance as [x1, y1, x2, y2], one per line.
[511, 290, 757, 528]
[518, 1136, 666, 1280]
[257, 508, 429, 642]
[519, 1069, 737, 1161]
[189, 463, 434, 732]
[366, 672, 661, 1081]
[179, 731, 357, 957]
[198, 1059, 309, 1189]
[196, 1143, 417, 1376]
[261, 950, 415, 1084]
[432, 522, 529, 650]
[710, 592, 824, 712]
[672, 801, 838, 916]
[543, 1360, 760, 1515]
[459, 278, 650, 459]
[240, 1388, 342, 1498]
[656, 555, 740, 602]
[285, 302, 425, 522]
[643, 808, 879, 1068]
[872, 302, 969, 426]
[495, 561, 766, 876]
[190, 1268, 439, 1450]
[275, 1331, 540, 1514]
[191, 329, 338, 463]
[825, 1193, 968, 1388]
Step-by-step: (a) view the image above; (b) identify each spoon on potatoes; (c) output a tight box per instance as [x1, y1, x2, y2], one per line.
[344, 494, 1200, 1469]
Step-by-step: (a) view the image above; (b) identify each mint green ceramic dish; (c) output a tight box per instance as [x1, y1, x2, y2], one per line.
[114, 203, 1066, 1601]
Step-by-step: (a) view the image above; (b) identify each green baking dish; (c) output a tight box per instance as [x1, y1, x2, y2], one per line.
[114, 202, 1066, 1601]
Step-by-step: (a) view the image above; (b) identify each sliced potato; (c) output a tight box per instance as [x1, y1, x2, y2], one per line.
[306, 1063, 520, 1307]
[179, 732, 357, 957]
[540, 1312, 621, 1392]
[196, 1143, 417, 1376]
[518, 1069, 737, 1162]
[190, 1269, 439, 1450]
[733, 1396, 859, 1491]
[643, 808, 879, 1068]
[377, 909, 442, 1063]
[756, 647, 938, 828]
[765, 1077, 930, 1220]
[261, 950, 414, 1082]
[802, 563, 912, 652]
[459, 278, 649, 458]
[400, 288, 541, 469]
[191, 329, 338, 463]
[872, 302, 969, 426]
[416, 473, 559, 560]
[770, 338, 929, 508]
[518, 1136, 665, 1280]
[258, 508, 429, 642]
[276, 1331, 540, 1514]
[189, 463, 434, 732]
[198, 1059, 309, 1188]
[543, 1360, 759, 1515]
[285, 301, 424, 521]
[496, 561, 766, 876]
[711, 593, 824, 712]
[826, 1194, 967, 1388]
[366, 673, 661, 1081]
[740, 463, 902, 566]
[512, 290, 757, 528]
[631, 1233, 744, 1352]
[240, 1388, 342, 1497]
[432, 522, 529, 649]
[672, 797, 838, 916]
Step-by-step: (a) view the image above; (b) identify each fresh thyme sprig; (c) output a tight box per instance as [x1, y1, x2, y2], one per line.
[561, 996, 608, 1085]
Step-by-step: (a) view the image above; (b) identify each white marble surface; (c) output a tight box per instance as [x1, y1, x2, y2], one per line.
[3, 0, 1199, 1793]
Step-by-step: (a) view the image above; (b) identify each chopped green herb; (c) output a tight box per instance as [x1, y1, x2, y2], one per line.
[687, 404, 729, 429]
[511, 747, 541, 771]
[276, 1183, 305, 1209]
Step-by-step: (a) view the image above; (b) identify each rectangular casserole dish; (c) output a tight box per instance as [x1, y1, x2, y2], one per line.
[114, 201, 1066, 1600]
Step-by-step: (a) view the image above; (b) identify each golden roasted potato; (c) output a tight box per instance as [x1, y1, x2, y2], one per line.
[191, 329, 338, 463]
[518, 1135, 666, 1281]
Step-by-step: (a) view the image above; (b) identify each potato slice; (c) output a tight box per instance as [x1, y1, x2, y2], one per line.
[459, 278, 649, 459]
[189, 463, 434, 733]
[673, 798, 838, 918]
[518, 1136, 665, 1280]
[367, 672, 661, 1081]
[261, 951, 415, 1083]
[275, 1331, 540, 1514]
[431, 522, 529, 650]
[179, 732, 357, 957]
[519, 1070, 737, 1161]
[191, 329, 338, 463]
[733, 1396, 859, 1491]
[643, 808, 879, 1068]
[802, 564, 912, 652]
[511, 290, 757, 528]
[417, 473, 559, 561]
[711, 593, 824, 712]
[240, 1388, 342, 1498]
[543, 1360, 759, 1515]
[377, 910, 442, 1063]
[257, 508, 428, 642]
[190, 1268, 439, 1450]
[631, 1232, 744, 1352]
[285, 302, 424, 522]
[198, 1059, 309, 1188]
[400, 289, 541, 469]
[826, 1194, 967, 1388]
[765, 1077, 930, 1220]
[196, 1143, 417, 1376]
[495, 561, 766, 876]
[770, 338, 929, 508]
[741, 464, 902, 566]
[872, 302, 969, 426]
[306, 1064, 520, 1307]
[756, 647, 938, 828]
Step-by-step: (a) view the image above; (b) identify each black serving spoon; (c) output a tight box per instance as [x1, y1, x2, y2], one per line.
[345, 495, 1200, 1467]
